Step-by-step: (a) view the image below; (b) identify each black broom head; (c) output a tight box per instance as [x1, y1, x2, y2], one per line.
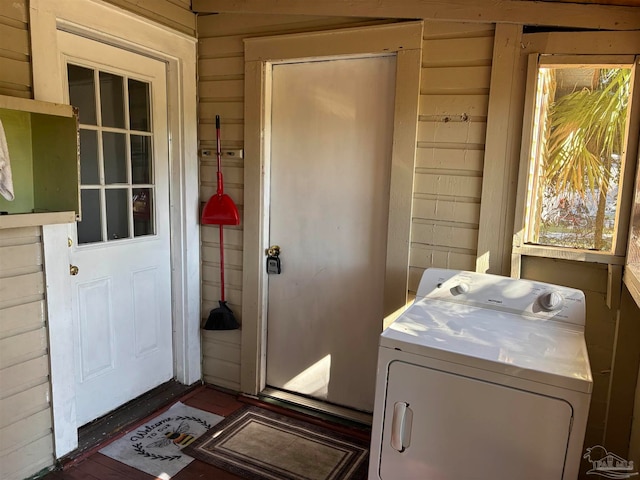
[203, 300, 239, 330]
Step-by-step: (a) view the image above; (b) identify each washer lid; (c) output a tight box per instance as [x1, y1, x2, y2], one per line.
[381, 298, 592, 393]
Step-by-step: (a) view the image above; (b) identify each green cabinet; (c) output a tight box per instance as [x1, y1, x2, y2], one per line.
[0, 95, 79, 217]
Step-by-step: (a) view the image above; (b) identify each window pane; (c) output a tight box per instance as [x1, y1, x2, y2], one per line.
[78, 189, 102, 244]
[106, 189, 130, 240]
[68, 65, 97, 125]
[129, 79, 151, 132]
[79, 129, 99, 185]
[100, 72, 125, 128]
[131, 135, 152, 184]
[103, 132, 128, 184]
[526, 66, 631, 252]
[133, 188, 154, 237]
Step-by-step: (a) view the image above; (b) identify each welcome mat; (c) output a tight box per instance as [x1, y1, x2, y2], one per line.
[99, 401, 223, 478]
[183, 405, 369, 480]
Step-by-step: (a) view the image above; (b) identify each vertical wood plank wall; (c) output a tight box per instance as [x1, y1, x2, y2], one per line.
[0, 227, 53, 480]
[197, 14, 395, 390]
[409, 21, 495, 293]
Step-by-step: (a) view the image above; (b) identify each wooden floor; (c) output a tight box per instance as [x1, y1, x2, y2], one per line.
[43, 387, 247, 480]
[42, 387, 371, 480]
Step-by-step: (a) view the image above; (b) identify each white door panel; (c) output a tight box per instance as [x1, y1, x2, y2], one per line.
[378, 361, 572, 480]
[266, 56, 396, 412]
[58, 31, 173, 425]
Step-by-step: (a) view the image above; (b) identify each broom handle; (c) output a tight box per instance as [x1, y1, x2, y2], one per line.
[219, 224, 226, 302]
[216, 115, 223, 196]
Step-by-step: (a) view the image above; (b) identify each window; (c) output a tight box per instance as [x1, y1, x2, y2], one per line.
[514, 55, 640, 264]
[67, 64, 156, 244]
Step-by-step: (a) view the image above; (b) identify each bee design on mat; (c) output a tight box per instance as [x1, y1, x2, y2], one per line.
[146, 421, 196, 448]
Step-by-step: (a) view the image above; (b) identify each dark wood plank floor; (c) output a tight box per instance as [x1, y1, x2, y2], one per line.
[43, 386, 246, 480]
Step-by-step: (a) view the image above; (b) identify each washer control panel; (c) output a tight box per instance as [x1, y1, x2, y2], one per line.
[415, 268, 585, 326]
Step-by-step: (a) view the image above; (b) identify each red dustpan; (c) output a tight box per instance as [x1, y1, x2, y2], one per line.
[202, 193, 240, 225]
[202, 115, 240, 330]
[201, 116, 240, 226]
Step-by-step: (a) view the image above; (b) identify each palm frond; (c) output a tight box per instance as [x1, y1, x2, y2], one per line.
[544, 67, 630, 198]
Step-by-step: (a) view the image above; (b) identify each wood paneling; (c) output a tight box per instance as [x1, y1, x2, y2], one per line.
[192, 0, 640, 30]
[202, 330, 242, 390]
[103, 0, 196, 36]
[197, 13, 396, 391]
[520, 257, 617, 463]
[410, 21, 493, 292]
[0, 226, 54, 480]
[0, 2, 31, 98]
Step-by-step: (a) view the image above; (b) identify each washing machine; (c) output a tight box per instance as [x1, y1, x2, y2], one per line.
[368, 268, 592, 480]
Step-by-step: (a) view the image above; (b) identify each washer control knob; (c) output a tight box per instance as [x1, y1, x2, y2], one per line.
[452, 283, 470, 295]
[539, 291, 564, 311]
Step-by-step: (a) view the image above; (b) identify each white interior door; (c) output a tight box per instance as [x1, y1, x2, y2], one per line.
[58, 31, 173, 426]
[266, 56, 396, 412]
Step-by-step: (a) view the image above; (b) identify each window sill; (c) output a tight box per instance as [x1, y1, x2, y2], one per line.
[513, 244, 625, 265]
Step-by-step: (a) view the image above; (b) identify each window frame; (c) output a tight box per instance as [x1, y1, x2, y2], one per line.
[624, 139, 640, 306]
[513, 53, 640, 266]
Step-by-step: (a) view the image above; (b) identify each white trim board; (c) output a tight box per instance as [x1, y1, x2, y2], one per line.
[29, 0, 199, 458]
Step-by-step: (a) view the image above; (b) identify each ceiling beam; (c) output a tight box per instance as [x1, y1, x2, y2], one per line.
[191, 0, 640, 31]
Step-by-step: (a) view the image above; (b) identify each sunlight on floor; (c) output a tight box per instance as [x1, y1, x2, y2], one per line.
[283, 354, 331, 398]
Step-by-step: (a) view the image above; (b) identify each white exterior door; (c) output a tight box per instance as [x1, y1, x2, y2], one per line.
[266, 56, 396, 412]
[58, 31, 173, 426]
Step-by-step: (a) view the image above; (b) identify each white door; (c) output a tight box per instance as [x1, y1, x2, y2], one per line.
[266, 56, 396, 412]
[58, 31, 173, 426]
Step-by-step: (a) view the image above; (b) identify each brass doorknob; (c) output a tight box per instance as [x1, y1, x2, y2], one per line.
[70, 265, 79, 276]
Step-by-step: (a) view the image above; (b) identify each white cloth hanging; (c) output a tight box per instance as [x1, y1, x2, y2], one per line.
[0, 118, 15, 201]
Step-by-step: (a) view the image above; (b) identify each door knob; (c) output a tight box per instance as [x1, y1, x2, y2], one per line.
[70, 265, 79, 276]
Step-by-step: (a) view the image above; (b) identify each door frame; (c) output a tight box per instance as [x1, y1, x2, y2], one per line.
[241, 22, 423, 395]
[30, 0, 199, 458]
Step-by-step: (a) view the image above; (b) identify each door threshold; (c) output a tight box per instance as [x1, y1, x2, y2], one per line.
[258, 387, 373, 426]
[59, 380, 200, 469]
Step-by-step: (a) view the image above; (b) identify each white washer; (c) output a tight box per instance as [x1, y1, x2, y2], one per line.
[368, 268, 592, 480]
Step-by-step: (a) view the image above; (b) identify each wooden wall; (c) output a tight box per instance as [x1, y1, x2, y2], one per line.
[196, 16, 495, 390]
[0, 1, 31, 99]
[196, 14, 640, 468]
[630, 370, 640, 466]
[0, 3, 195, 479]
[0, 227, 53, 480]
[521, 258, 619, 467]
[0, 3, 636, 477]
[103, 0, 196, 36]
[197, 14, 395, 390]
[0, 1, 195, 102]
[409, 21, 494, 293]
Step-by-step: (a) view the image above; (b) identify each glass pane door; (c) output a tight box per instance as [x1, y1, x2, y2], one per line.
[68, 64, 155, 244]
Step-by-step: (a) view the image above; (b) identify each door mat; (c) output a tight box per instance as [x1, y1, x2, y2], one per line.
[183, 405, 369, 480]
[99, 401, 223, 478]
